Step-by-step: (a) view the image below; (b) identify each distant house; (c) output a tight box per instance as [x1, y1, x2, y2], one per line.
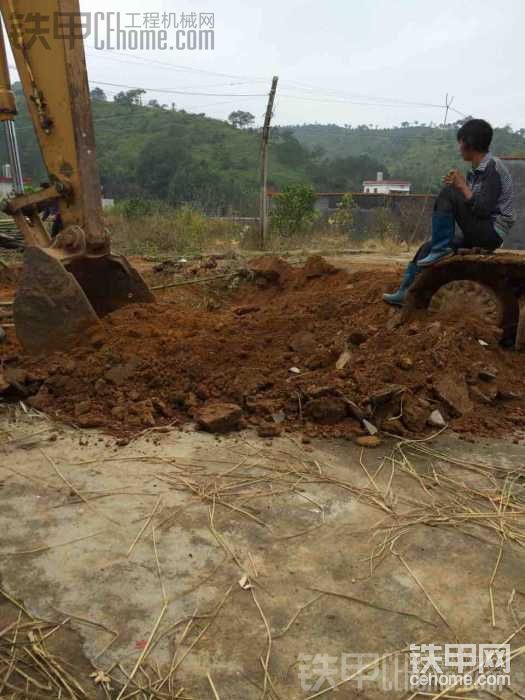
[0, 164, 31, 197]
[363, 171, 411, 195]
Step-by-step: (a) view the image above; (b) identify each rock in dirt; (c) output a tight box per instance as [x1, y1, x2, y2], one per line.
[302, 256, 337, 279]
[427, 410, 446, 428]
[304, 396, 347, 424]
[402, 396, 430, 432]
[76, 414, 105, 429]
[356, 435, 381, 448]
[362, 419, 378, 435]
[196, 402, 243, 433]
[305, 348, 339, 370]
[335, 349, 352, 370]
[234, 305, 260, 316]
[396, 355, 414, 371]
[368, 384, 405, 407]
[433, 375, 473, 418]
[307, 385, 337, 400]
[257, 424, 282, 438]
[247, 256, 292, 286]
[478, 367, 498, 382]
[348, 330, 368, 346]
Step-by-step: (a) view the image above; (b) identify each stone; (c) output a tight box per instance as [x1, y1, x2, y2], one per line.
[348, 330, 368, 346]
[307, 385, 336, 399]
[402, 396, 430, 432]
[498, 389, 521, 401]
[356, 435, 381, 448]
[111, 405, 126, 420]
[247, 256, 292, 286]
[335, 349, 352, 370]
[257, 424, 282, 438]
[75, 400, 92, 417]
[152, 398, 173, 418]
[234, 305, 260, 316]
[427, 410, 446, 428]
[369, 384, 405, 407]
[362, 419, 378, 435]
[304, 397, 348, 425]
[396, 355, 414, 371]
[76, 414, 104, 429]
[305, 348, 338, 370]
[0, 325, 6, 344]
[303, 255, 337, 278]
[434, 375, 473, 418]
[195, 402, 243, 433]
[478, 367, 498, 382]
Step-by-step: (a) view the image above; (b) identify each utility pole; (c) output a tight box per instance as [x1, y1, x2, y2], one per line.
[259, 76, 278, 249]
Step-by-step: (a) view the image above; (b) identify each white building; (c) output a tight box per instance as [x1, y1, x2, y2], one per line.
[363, 171, 411, 195]
[0, 163, 32, 197]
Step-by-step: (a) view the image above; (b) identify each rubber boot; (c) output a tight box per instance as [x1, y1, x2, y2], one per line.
[417, 212, 455, 267]
[383, 262, 417, 306]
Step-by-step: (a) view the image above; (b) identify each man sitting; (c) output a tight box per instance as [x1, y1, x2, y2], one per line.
[383, 118, 515, 306]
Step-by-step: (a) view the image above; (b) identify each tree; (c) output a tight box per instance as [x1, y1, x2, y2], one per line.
[90, 87, 107, 101]
[270, 184, 317, 237]
[114, 89, 146, 106]
[275, 129, 309, 168]
[228, 110, 255, 129]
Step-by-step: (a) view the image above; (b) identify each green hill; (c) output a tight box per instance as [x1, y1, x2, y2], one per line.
[289, 122, 525, 193]
[3, 83, 525, 214]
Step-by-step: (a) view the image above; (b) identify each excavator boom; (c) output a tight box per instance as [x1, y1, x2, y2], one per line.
[0, 0, 153, 354]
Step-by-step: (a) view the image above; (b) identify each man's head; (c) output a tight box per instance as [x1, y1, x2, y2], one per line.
[457, 119, 493, 162]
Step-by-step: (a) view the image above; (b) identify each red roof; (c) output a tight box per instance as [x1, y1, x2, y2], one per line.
[0, 176, 32, 183]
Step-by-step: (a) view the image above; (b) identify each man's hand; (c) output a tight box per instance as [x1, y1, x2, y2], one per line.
[442, 169, 472, 199]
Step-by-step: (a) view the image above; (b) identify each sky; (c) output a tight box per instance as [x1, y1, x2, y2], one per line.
[9, 0, 525, 129]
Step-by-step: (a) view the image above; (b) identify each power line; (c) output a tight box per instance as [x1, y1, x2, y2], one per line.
[84, 46, 268, 82]
[91, 79, 267, 98]
[83, 46, 469, 116]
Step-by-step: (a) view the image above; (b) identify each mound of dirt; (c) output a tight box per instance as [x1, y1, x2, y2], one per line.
[2, 255, 525, 441]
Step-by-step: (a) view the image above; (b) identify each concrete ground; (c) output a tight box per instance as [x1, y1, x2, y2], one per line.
[1, 405, 524, 699]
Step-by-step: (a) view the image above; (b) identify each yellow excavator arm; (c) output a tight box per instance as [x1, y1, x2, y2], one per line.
[0, 0, 153, 354]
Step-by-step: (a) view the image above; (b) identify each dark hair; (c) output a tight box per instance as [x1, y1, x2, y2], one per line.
[457, 119, 493, 152]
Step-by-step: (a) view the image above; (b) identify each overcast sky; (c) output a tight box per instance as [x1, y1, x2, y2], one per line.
[11, 0, 525, 129]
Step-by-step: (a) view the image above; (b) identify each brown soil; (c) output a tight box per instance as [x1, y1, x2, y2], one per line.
[2, 255, 525, 441]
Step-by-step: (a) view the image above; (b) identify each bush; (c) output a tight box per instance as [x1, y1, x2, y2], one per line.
[270, 184, 317, 237]
[329, 192, 356, 234]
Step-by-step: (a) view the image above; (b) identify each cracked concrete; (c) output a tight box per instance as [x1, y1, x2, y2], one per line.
[1, 409, 525, 698]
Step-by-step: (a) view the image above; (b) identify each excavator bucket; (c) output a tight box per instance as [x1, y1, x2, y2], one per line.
[13, 247, 154, 355]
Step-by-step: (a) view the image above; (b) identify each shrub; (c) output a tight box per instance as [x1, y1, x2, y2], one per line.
[270, 184, 317, 237]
